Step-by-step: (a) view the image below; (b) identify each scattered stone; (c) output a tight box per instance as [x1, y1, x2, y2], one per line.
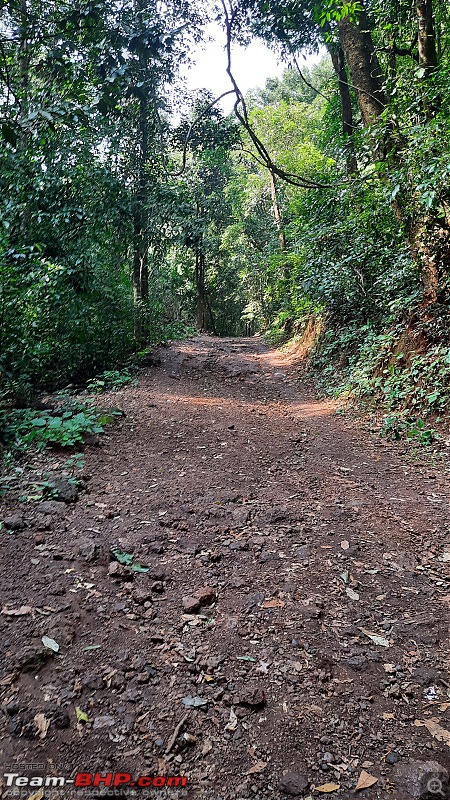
[52, 711, 70, 729]
[347, 655, 367, 671]
[391, 760, 449, 799]
[279, 771, 309, 796]
[182, 596, 201, 614]
[38, 500, 66, 515]
[3, 515, 26, 531]
[16, 644, 51, 673]
[93, 715, 115, 729]
[78, 541, 102, 562]
[47, 476, 79, 503]
[182, 586, 216, 613]
[132, 585, 153, 604]
[237, 686, 266, 709]
[193, 586, 217, 606]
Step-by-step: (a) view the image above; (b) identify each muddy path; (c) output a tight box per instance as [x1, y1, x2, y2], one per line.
[1, 335, 450, 800]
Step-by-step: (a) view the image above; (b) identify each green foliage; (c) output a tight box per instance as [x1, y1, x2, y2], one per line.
[87, 369, 136, 393]
[0, 400, 119, 457]
[380, 413, 437, 445]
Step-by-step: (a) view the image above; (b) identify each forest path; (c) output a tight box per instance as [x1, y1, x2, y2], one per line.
[1, 335, 450, 799]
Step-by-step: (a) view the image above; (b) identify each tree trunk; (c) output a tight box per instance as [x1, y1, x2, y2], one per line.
[269, 169, 286, 251]
[132, 37, 149, 341]
[337, 9, 386, 128]
[416, 0, 438, 117]
[417, 0, 437, 77]
[327, 42, 358, 175]
[195, 242, 217, 334]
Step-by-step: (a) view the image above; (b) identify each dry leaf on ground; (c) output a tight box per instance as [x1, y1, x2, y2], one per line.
[261, 598, 285, 608]
[419, 719, 450, 746]
[315, 783, 340, 793]
[355, 770, 378, 791]
[360, 628, 390, 648]
[34, 713, 50, 739]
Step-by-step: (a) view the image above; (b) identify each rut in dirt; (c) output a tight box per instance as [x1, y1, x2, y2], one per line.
[1, 335, 450, 800]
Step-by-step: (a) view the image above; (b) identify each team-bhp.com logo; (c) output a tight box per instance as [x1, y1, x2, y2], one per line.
[3, 773, 188, 789]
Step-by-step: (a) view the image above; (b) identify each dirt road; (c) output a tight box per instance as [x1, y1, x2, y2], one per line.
[1, 336, 450, 800]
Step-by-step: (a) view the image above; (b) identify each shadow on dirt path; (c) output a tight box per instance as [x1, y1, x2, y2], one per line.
[1, 335, 450, 800]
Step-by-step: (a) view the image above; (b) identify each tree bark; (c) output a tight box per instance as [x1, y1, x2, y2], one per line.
[417, 0, 437, 77]
[327, 42, 358, 175]
[336, 9, 386, 127]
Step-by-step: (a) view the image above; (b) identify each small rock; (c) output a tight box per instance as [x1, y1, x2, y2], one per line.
[3, 515, 26, 531]
[84, 673, 104, 691]
[78, 541, 101, 562]
[386, 752, 401, 765]
[5, 700, 21, 715]
[93, 715, 115, 729]
[391, 760, 449, 799]
[16, 644, 50, 673]
[182, 596, 201, 613]
[108, 562, 124, 578]
[132, 585, 153, 604]
[279, 771, 309, 796]
[238, 686, 266, 709]
[52, 710, 70, 729]
[151, 566, 166, 581]
[192, 586, 217, 606]
[47, 476, 79, 503]
[347, 655, 367, 671]
[38, 500, 66, 515]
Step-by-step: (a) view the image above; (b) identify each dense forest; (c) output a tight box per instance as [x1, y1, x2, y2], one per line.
[1, 0, 450, 428]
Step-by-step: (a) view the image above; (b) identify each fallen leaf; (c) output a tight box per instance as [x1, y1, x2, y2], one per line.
[355, 770, 378, 791]
[340, 540, 350, 550]
[34, 713, 50, 739]
[41, 635, 60, 652]
[112, 548, 134, 565]
[247, 761, 268, 775]
[131, 562, 150, 573]
[76, 706, 89, 723]
[83, 644, 102, 651]
[360, 628, 390, 648]
[420, 718, 450, 746]
[1, 605, 32, 616]
[181, 695, 208, 708]
[383, 712, 395, 720]
[346, 587, 360, 601]
[225, 707, 238, 731]
[236, 655, 256, 662]
[316, 783, 340, 793]
[261, 598, 285, 609]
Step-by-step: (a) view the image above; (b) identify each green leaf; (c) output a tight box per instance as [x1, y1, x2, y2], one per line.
[76, 706, 89, 723]
[131, 562, 150, 573]
[112, 548, 134, 565]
